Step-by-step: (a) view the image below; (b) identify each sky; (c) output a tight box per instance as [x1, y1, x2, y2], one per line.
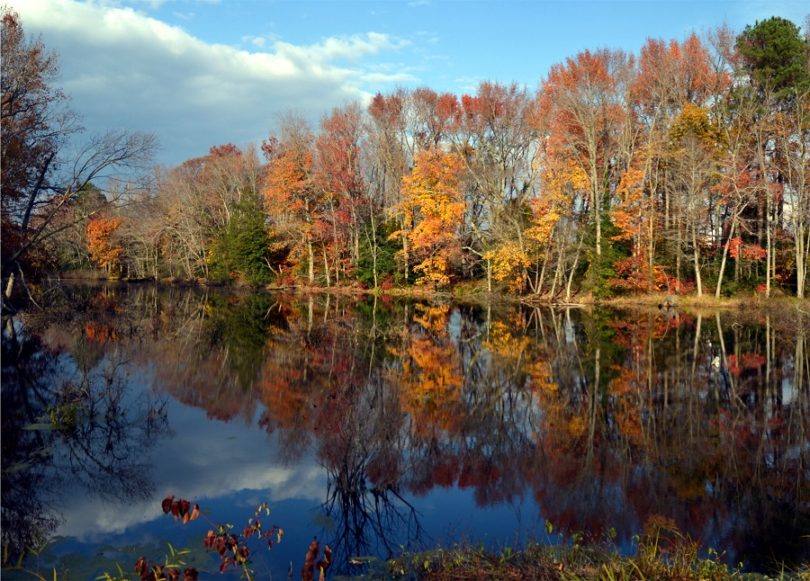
[7, 0, 809, 167]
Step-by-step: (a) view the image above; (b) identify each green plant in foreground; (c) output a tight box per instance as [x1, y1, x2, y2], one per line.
[2, 541, 60, 581]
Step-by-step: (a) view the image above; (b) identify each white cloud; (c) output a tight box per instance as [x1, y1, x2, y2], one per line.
[7, 0, 415, 165]
[54, 399, 327, 539]
[361, 71, 419, 84]
[273, 32, 410, 64]
[243, 34, 267, 48]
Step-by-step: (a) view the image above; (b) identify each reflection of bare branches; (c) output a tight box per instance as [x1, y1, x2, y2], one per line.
[321, 454, 426, 574]
[55, 357, 171, 500]
[2, 316, 61, 560]
[1, 316, 171, 561]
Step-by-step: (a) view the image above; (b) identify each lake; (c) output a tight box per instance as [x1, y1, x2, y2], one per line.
[2, 283, 808, 578]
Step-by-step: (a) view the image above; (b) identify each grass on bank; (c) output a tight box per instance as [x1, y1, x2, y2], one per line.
[379, 545, 810, 581]
[384, 544, 809, 581]
[383, 518, 810, 581]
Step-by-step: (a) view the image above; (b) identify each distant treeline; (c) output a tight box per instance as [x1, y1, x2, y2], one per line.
[3, 9, 810, 300]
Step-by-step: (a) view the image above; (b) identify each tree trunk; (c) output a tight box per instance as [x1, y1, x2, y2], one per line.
[550, 241, 564, 301]
[351, 207, 360, 267]
[796, 225, 804, 298]
[535, 247, 550, 296]
[322, 246, 331, 287]
[369, 210, 379, 289]
[589, 139, 602, 258]
[715, 218, 736, 298]
[676, 209, 682, 285]
[766, 191, 772, 298]
[4, 272, 15, 300]
[307, 240, 315, 284]
[692, 220, 702, 297]
[565, 238, 582, 302]
[402, 232, 409, 283]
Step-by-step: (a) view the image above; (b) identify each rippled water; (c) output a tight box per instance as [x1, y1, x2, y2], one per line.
[2, 283, 808, 578]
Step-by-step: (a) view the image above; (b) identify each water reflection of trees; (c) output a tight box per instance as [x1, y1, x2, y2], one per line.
[1, 292, 171, 562]
[9, 284, 808, 571]
[254, 297, 808, 570]
[529, 308, 810, 570]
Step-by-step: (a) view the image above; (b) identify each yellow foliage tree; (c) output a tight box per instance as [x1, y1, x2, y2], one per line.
[527, 156, 588, 246]
[482, 242, 531, 287]
[391, 149, 465, 287]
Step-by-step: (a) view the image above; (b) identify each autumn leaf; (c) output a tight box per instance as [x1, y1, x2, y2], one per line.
[86, 216, 124, 271]
[392, 149, 466, 286]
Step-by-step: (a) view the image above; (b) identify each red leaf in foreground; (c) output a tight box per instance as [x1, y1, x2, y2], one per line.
[317, 544, 332, 573]
[134, 557, 147, 576]
[302, 539, 319, 581]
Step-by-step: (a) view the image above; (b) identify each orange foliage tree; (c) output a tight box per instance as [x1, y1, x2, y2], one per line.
[524, 153, 588, 296]
[391, 149, 465, 286]
[535, 49, 632, 260]
[86, 216, 124, 274]
[609, 166, 672, 292]
[263, 119, 326, 284]
[314, 104, 367, 283]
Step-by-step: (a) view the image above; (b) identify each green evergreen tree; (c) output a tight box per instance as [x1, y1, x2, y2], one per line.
[736, 17, 810, 99]
[209, 194, 271, 285]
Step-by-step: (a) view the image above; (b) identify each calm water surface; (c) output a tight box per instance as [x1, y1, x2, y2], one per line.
[2, 284, 808, 578]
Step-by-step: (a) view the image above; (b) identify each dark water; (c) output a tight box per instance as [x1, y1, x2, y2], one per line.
[2, 283, 808, 578]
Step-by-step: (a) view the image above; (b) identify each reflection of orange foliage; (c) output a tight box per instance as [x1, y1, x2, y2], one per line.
[258, 329, 332, 433]
[90, 291, 124, 314]
[412, 304, 450, 335]
[260, 369, 312, 428]
[526, 357, 556, 394]
[430, 455, 460, 488]
[29, 287, 807, 561]
[400, 337, 463, 437]
[458, 457, 501, 490]
[740, 353, 765, 369]
[398, 305, 464, 437]
[609, 314, 693, 350]
[409, 339, 462, 394]
[483, 321, 530, 359]
[727, 353, 766, 377]
[608, 367, 644, 444]
[83, 321, 118, 343]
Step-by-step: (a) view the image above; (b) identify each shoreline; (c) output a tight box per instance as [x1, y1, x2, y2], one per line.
[47, 275, 810, 312]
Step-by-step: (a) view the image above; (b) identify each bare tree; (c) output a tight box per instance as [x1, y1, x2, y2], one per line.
[1, 8, 156, 302]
